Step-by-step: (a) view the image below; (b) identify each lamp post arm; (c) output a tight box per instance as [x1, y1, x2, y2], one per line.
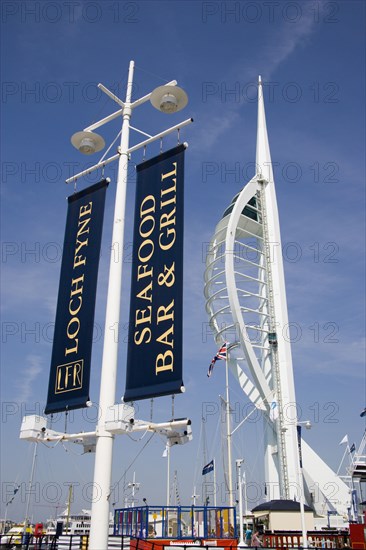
[130, 80, 177, 109]
[83, 79, 178, 133]
[84, 108, 124, 132]
[98, 83, 126, 108]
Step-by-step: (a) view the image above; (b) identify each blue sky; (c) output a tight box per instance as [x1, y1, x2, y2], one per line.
[1, 0, 365, 523]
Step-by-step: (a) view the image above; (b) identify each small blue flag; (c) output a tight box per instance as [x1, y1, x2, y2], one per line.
[202, 459, 214, 476]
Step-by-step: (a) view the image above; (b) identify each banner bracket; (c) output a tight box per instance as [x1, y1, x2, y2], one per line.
[65, 118, 193, 184]
[64, 408, 68, 434]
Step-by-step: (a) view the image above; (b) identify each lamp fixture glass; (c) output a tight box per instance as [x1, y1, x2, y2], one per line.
[150, 85, 188, 114]
[71, 130, 105, 155]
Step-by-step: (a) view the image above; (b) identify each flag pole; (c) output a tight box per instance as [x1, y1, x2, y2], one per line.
[225, 345, 234, 511]
[213, 458, 217, 507]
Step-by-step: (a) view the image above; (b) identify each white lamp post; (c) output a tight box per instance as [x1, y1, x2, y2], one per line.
[236, 459, 245, 548]
[68, 60, 191, 550]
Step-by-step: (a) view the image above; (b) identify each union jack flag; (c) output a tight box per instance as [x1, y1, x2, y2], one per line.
[207, 342, 228, 377]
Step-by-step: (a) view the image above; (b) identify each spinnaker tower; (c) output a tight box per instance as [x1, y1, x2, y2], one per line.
[204, 77, 350, 518]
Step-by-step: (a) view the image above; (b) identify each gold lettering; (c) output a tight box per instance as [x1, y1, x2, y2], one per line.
[69, 296, 82, 316]
[156, 350, 174, 374]
[156, 325, 174, 348]
[161, 163, 177, 181]
[66, 317, 80, 340]
[79, 202, 93, 217]
[159, 228, 176, 250]
[139, 214, 155, 238]
[77, 217, 91, 237]
[160, 208, 176, 229]
[56, 368, 62, 391]
[134, 327, 151, 345]
[137, 264, 153, 281]
[55, 360, 84, 392]
[65, 340, 78, 356]
[140, 195, 155, 217]
[136, 282, 153, 302]
[161, 178, 177, 197]
[74, 237, 89, 257]
[64, 364, 74, 389]
[157, 300, 174, 323]
[70, 275, 84, 297]
[138, 239, 154, 263]
[135, 306, 152, 326]
[73, 362, 83, 387]
[160, 195, 176, 209]
[73, 254, 86, 268]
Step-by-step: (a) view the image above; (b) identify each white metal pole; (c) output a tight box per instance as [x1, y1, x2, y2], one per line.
[236, 460, 245, 548]
[297, 425, 308, 549]
[167, 445, 171, 506]
[23, 442, 37, 535]
[225, 350, 234, 510]
[131, 472, 136, 507]
[243, 469, 248, 516]
[213, 458, 217, 507]
[4, 502, 8, 531]
[298, 468, 308, 548]
[88, 60, 134, 550]
[225, 346, 235, 536]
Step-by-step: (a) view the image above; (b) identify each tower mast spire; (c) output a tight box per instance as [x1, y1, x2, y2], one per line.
[255, 75, 299, 500]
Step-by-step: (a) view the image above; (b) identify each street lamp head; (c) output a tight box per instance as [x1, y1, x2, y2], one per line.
[150, 85, 188, 114]
[305, 421, 312, 430]
[71, 130, 105, 155]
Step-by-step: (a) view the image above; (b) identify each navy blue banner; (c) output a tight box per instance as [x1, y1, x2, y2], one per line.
[124, 145, 186, 401]
[45, 179, 109, 414]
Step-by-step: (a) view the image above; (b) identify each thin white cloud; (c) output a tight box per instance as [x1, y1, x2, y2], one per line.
[194, 1, 319, 151]
[260, 7, 316, 75]
[1, 264, 58, 317]
[14, 354, 43, 403]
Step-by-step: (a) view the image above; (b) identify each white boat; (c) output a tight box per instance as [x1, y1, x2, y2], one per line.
[0, 524, 33, 545]
[45, 508, 114, 537]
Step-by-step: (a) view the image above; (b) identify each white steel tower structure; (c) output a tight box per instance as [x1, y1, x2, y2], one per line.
[204, 77, 350, 518]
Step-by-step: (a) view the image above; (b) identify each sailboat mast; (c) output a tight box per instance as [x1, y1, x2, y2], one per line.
[202, 415, 208, 504]
[213, 458, 217, 507]
[65, 485, 73, 534]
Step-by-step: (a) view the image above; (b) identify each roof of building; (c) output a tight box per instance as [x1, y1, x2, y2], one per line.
[251, 500, 313, 513]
